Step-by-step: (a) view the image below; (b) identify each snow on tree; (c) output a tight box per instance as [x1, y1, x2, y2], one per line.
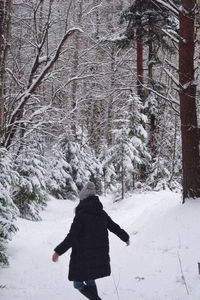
[110, 92, 150, 199]
[49, 131, 103, 200]
[128, 93, 151, 171]
[99, 141, 117, 194]
[2, 0, 82, 149]
[0, 148, 18, 266]
[111, 124, 135, 200]
[13, 143, 48, 221]
[145, 91, 182, 191]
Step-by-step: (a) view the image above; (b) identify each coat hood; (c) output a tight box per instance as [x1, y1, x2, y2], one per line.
[75, 196, 103, 215]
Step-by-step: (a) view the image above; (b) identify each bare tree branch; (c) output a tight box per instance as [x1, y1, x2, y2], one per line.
[4, 27, 82, 148]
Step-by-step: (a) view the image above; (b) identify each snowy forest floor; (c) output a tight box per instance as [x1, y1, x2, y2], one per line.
[0, 190, 200, 300]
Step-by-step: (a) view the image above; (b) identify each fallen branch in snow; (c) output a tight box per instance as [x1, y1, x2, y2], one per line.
[177, 252, 190, 295]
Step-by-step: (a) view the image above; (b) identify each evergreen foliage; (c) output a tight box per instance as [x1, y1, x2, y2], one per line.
[110, 93, 150, 197]
[120, 0, 178, 54]
[13, 145, 47, 221]
[118, 0, 181, 191]
[145, 93, 182, 190]
[99, 142, 117, 193]
[49, 134, 103, 200]
[128, 93, 151, 172]
[0, 148, 19, 266]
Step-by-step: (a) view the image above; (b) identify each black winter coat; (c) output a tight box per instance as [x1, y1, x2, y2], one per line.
[54, 196, 129, 282]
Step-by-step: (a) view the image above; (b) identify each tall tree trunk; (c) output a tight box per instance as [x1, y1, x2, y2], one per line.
[136, 17, 143, 98]
[148, 16, 157, 159]
[106, 0, 115, 146]
[71, 0, 82, 139]
[106, 50, 115, 146]
[179, 0, 200, 201]
[136, 17, 145, 184]
[89, 0, 102, 155]
[0, 0, 12, 141]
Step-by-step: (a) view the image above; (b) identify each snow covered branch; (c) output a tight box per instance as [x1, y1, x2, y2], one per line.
[4, 27, 82, 148]
[162, 29, 179, 44]
[144, 85, 179, 114]
[152, 0, 180, 16]
[164, 59, 179, 72]
[164, 68, 180, 88]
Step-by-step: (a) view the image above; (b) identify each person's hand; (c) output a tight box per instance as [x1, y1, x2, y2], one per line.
[126, 240, 130, 246]
[52, 252, 59, 262]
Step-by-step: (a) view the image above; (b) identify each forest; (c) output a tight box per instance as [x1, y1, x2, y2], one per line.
[0, 0, 200, 266]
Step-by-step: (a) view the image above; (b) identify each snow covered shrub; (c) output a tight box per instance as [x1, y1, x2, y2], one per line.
[147, 156, 181, 192]
[147, 156, 171, 190]
[144, 94, 182, 192]
[110, 93, 150, 199]
[13, 148, 47, 221]
[99, 144, 117, 194]
[49, 137, 103, 200]
[49, 150, 77, 200]
[0, 148, 19, 266]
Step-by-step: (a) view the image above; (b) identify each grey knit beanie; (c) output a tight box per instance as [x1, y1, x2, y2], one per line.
[79, 181, 96, 201]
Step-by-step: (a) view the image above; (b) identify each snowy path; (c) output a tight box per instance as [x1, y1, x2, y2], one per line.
[1, 191, 200, 300]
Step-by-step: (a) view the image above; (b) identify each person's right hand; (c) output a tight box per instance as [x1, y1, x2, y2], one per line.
[52, 252, 59, 262]
[126, 240, 130, 246]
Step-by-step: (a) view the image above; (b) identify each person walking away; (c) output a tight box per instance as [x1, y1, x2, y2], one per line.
[52, 181, 130, 299]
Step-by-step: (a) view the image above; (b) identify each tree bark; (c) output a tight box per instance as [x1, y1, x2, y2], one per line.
[0, 0, 12, 141]
[179, 0, 200, 201]
[106, 48, 115, 146]
[136, 17, 144, 98]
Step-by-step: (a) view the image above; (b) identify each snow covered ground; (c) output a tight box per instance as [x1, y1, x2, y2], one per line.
[0, 190, 200, 300]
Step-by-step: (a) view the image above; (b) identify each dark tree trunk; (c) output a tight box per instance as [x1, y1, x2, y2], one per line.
[148, 39, 153, 83]
[136, 17, 143, 98]
[179, 0, 200, 201]
[0, 0, 12, 141]
[148, 16, 157, 159]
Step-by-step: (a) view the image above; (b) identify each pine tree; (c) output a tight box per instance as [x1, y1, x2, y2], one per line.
[111, 122, 135, 200]
[99, 141, 117, 194]
[128, 93, 151, 183]
[118, 0, 183, 191]
[49, 132, 103, 200]
[13, 143, 47, 221]
[0, 148, 18, 266]
[110, 92, 149, 199]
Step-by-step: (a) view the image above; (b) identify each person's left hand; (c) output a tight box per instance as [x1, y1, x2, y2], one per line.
[126, 240, 130, 246]
[52, 252, 59, 262]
